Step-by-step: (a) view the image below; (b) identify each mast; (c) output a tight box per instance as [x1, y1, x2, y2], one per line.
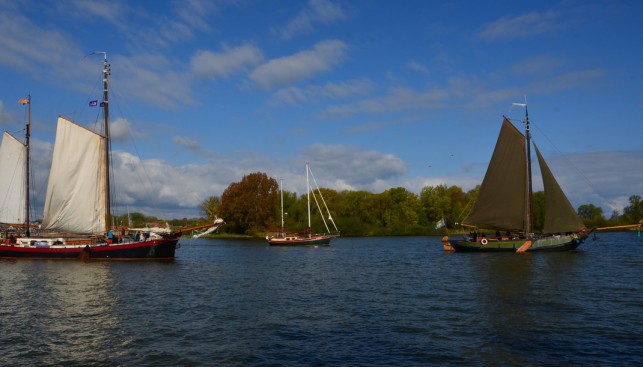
[514, 102, 532, 235]
[96, 52, 111, 231]
[279, 178, 284, 233]
[525, 106, 533, 235]
[23, 96, 31, 235]
[306, 163, 311, 238]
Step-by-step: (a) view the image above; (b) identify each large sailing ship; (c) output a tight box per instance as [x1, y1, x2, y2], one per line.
[446, 104, 589, 252]
[0, 53, 222, 259]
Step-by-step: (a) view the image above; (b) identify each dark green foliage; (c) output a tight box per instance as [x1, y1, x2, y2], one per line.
[577, 203, 607, 228]
[623, 195, 642, 224]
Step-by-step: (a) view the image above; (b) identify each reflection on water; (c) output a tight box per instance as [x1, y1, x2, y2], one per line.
[0, 261, 127, 364]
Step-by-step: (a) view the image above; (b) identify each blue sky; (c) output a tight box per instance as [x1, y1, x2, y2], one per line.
[0, 0, 641, 219]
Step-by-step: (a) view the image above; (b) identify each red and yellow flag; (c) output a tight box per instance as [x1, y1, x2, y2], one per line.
[18, 98, 30, 105]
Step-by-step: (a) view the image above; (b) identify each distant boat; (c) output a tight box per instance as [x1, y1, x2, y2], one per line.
[446, 104, 589, 252]
[0, 53, 223, 259]
[267, 163, 339, 246]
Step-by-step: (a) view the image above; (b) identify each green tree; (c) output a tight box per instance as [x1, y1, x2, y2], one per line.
[577, 203, 606, 227]
[623, 195, 642, 224]
[199, 196, 221, 221]
[420, 184, 469, 229]
[377, 187, 420, 235]
[336, 190, 374, 235]
[219, 172, 279, 234]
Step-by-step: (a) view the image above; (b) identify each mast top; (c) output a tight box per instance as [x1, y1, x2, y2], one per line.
[92, 51, 107, 60]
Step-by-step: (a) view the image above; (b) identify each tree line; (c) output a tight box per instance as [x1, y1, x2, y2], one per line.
[195, 172, 642, 236]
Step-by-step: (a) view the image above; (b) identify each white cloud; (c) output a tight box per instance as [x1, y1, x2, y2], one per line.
[275, 0, 347, 39]
[301, 143, 407, 190]
[176, 0, 219, 31]
[90, 117, 145, 142]
[270, 78, 374, 105]
[479, 10, 566, 40]
[250, 40, 348, 89]
[190, 44, 264, 79]
[112, 53, 194, 110]
[0, 10, 89, 79]
[173, 135, 213, 158]
[320, 86, 447, 118]
[407, 60, 429, 74]
[545, 151, 643, 213]
[63, 0, 129, 30]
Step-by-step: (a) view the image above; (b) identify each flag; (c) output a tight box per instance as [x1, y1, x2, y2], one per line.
[18, 98, 29, 105]
[89, 100, 98, 107]
[435, 218, 446, 230]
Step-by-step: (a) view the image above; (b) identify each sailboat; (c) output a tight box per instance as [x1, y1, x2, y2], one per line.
[446, 104, 589, 252]
[267, 163, 339, 246]
[0, 53, 223, 259]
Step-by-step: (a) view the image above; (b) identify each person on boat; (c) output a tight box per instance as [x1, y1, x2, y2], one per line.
[107, 230, 114, 244]
[471, 231, 478, 242]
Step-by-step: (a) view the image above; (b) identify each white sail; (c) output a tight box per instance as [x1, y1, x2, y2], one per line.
[42, 117, 106, 234]
[0, 132, 27, 224]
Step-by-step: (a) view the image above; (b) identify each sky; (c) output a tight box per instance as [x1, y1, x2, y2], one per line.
[0, 0, 641, 220]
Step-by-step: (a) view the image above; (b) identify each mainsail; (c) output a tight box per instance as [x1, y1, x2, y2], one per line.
[0, 132, 27, 224]
[465, 118, 528, 231]
[41, 117, 107, 234]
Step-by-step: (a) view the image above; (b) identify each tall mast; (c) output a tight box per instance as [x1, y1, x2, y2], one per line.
[514, 102, 533, 235]
[279, 178, 284, 233]
[96, 52, 111, 231]
[524, 106, 533, 235]
[23, 95, 31, 234]
[306, 163, 311, 238]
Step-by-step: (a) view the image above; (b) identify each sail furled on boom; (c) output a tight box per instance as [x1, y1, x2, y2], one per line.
[535, 144, 585, 233]
[0, 132, 27, 224]
[42, 117, 106, 234]
[464, 118, 528, 231]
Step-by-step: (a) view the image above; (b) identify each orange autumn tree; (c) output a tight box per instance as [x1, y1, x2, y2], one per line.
[219, 172, 279, 234]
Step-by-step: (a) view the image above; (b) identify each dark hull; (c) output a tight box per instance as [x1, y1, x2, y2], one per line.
[451, 233, 587, 253]
[0, 238, 179, 260]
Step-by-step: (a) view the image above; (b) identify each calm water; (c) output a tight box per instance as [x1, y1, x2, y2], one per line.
[1, 232, 641, 366]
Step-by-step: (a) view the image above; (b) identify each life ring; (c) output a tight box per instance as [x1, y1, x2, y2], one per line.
[481, 238, 488, 245]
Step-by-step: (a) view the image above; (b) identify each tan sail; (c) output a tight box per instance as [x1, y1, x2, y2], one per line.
[41, 117, 106, 234]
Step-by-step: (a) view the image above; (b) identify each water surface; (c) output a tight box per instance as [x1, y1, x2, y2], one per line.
[1, 232, 641, 366]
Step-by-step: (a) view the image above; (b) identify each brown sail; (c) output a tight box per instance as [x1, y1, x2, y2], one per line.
[534, 145, 585, 234]
[464, 118, 528, 231]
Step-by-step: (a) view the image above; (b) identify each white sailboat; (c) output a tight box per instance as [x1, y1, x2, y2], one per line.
[267, 162, 339, 246]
